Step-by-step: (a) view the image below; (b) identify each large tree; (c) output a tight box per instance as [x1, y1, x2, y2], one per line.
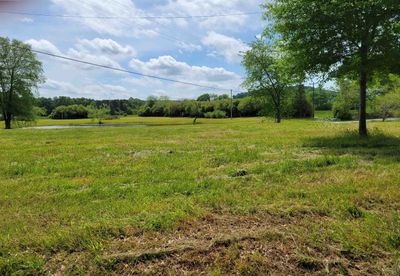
[0, 37, 44, 129]
[242, 39, 293, 123]
[266, 0, 400, 136]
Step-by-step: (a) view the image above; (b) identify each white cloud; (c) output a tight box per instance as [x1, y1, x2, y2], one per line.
[25, 38, 124, 71]
[154, 0, 262, 31]
[76, 38, 137, 56]
[40, 79, 80, 96]
[126, 55, 242, 99]
[202, 32, 249, 64]
[25, 39, 61, 55]
[40, 79, 137, 99]
[129, 55, 240, 83]
[50, 0, 155, 37]
[38, 55, 244, 100]
[20, 17, 34, 23]
[66, 48, 123, 70]
[176, 41, 202, 52]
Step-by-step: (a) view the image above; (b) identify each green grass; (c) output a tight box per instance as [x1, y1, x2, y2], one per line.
[0, 117, 399, 274]
[5, 115, 196, 128]
[315, 110, 333, 119]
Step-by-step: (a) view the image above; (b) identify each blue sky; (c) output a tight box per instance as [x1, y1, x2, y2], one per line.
[1, 0, 266, 100]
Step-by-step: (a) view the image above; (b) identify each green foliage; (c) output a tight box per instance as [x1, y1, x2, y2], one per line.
[289, 85, 313, 118]
[137, 97, 254, 118]
[49, 105, 89, 120]
[266, 0, 400, 77]
[369, 74, 400, 120]
[242, 39, 294, 123]
[333, 79, 359, 121]
[370, 74, 400, 98]
[374, 90, 400, 121]
[32, 106, 47, 118]
[306, 86, 338, 111]
[87, 104, 111, 124]
[197, 93, 211, 102]
[204, 110, 227, 119]
[36, 96, 144, 116]
[266, 0, 400, 135]
[237, 97, 263, 117]
[0, 37, 44, 129]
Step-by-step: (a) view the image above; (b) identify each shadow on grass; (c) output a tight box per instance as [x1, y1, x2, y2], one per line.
[304, 130, 400, 162]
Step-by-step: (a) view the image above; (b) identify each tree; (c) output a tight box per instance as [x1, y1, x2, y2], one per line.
[374, 90, 400, 121]
[87, 104, 110, 124]
[197, 93, 211, 102]
[49, 105, 89, 120]
[238, 97, 262, 117]
[266, 0, 400, 136]
[0, 37, 44, 129]
[217, 94, 230, 100]
[290, 85, 313, 118]
[242, 39, 291, 123]
[332, 79, 360, 120]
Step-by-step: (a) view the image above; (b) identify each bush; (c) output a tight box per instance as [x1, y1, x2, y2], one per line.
[87, 104, 111, 124]
[373, 91, 400, 121]
[137, 106, 152, 117]
[204, 110, 227, 118]
[49, 105, 88, 119]
[332, 79, 359, 121]
[333, 106, 354, 121]
[238, 97, 262, 117]
[289, 85, 313, 118]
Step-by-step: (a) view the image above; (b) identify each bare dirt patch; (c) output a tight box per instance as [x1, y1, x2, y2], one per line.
[91, 213, 395, 275]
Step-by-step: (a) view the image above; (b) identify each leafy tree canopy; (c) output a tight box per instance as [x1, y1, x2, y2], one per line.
[0, 37, 44, 129]
[265, 0, 400, 135]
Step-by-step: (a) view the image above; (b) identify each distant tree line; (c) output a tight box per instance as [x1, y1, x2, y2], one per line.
[35, 78, 399, 121]
[136, 87, 318, 119]
[32, 85, 339, 120]
[36, 96, 144, 119]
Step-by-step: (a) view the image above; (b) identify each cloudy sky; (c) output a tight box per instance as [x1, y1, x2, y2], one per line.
[1, 0, 265, 100]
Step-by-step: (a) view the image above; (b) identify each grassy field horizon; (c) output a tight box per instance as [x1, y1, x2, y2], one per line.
[1, 117, 399, 274]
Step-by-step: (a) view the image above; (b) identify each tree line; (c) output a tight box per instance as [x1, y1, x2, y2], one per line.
[36, 79, 399, 121]
[36, 96, 144, 117]
[34, 85, 335, 120]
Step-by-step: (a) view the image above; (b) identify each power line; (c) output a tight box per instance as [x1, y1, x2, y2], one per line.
[0, 10, 262, 20]
[29, 48, 245, 93]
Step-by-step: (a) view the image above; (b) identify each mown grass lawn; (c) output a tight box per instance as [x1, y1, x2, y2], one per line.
[0, 117, 399, 274]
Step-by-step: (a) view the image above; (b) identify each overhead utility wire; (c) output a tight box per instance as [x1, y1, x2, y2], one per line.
[29, 48, 245, 93]
[0, 11, 262, 19]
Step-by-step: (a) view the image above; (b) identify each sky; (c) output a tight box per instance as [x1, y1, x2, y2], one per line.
[1, 0, 266, 100]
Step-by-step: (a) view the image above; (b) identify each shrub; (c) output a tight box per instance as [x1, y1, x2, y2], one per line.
[137, 106, 152, 117]
[332, 79, 359, 121]
[333, 106, 354, 121]
[87, 104, 111, 124]
[238, 97, 262, 117]
[289, 85, 313, 118]
[373, 91, 400, 121]
[204, 110, 227, 118]
[49, 105, 88, 119]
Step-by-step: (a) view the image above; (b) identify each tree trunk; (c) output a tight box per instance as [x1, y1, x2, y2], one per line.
[359, 69, 368, 137]
[359, 45, 368, 137]
[4, 113, 11, 129]
[276, 108, 282, 123]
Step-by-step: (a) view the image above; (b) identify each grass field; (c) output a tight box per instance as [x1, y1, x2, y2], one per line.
[1, 117, 400, 274]
[315, 110, 333, 120]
